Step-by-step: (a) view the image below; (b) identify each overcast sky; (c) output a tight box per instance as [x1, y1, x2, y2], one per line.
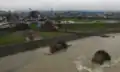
[0, 0, 120, 11]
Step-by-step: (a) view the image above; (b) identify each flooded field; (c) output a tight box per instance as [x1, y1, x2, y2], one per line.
[1, 33, 120, 72]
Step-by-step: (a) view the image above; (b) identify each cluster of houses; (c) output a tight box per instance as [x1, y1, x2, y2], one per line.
[0, 10, 59, 31]
[1, 10, 120, 31]
[0, 10, 60, 42]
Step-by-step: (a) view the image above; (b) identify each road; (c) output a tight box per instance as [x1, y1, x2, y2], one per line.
[0, 33, 120, 72]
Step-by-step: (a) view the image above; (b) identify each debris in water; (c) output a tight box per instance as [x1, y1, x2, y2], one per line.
[100, 35, 110, 38]
[92, 50, 111, 65]
[47, 40, 70, 55]
[74, 56, 120, 72]
[112, 36, 115, 38]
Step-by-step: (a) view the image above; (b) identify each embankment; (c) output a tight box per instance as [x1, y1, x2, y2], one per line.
[1, 23, 120, 58]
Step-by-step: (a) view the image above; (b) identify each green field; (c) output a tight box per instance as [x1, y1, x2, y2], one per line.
[0, 31, 70, 46]
[58, 23, 120, 31]
[60, 18, 103, 22]
[58, 23, 105, 31]
[61, 18, 83, 21]
[39, 32, 70, 38]
[1, 23, 120, 46]
[0, 32, 25, 46]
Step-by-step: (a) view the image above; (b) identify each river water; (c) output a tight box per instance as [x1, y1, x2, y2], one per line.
[0, 33, 120, 72]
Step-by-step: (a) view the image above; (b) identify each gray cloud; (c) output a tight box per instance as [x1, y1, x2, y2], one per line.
[0, 0, 120, 11]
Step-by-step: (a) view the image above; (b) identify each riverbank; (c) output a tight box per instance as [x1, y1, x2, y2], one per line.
[1, 33, 120, 72]
[1, 28, 120, 58]
[1, 22, 120, 45]
[58, 23, 120, 31]
[0, 31, 70, 46]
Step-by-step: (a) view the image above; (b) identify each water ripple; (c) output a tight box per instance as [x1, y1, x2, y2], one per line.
[73, 56, 120, 72]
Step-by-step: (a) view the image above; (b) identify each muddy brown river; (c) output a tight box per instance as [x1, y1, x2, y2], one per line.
[0, 33, 120, 72]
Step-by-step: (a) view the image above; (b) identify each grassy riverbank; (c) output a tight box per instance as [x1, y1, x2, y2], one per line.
[1, 23, 120, 46]
[58, 23, 120, 31]
[0, 31, 70, 46]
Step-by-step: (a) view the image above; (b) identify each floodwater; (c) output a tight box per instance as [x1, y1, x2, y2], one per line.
[0, 33, 120, 72]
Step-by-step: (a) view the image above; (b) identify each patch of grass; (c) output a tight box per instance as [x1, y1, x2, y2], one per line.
[0, 31, 69, 46]
[58, 23, 120, 32]
[58, 23, 105, 31]
[61, 18, 94, 22]
[38, 32, 70, 38]
[0, 32, 25, 45]
[61, 18, 81, 21]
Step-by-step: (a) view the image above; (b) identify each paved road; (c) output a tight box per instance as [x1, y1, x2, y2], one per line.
[1, 33, 120, 72]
